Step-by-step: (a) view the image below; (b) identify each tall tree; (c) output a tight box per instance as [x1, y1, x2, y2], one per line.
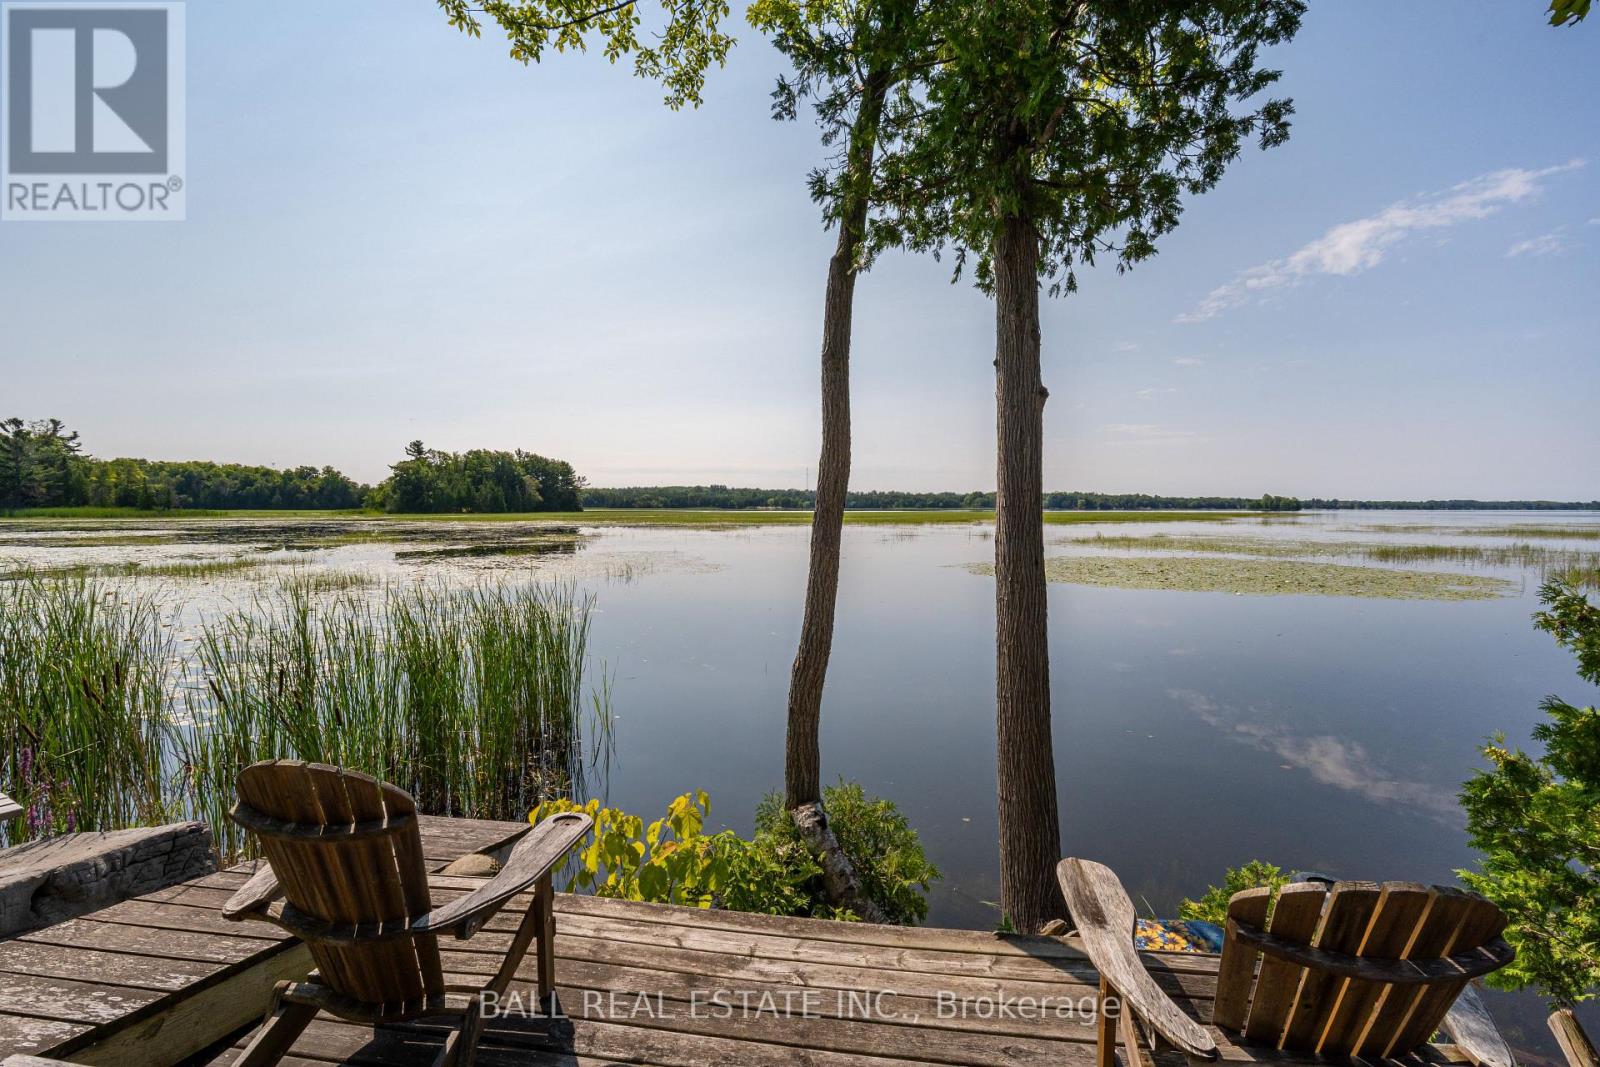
[874, 0, 1303, 931]
[747, 0, 932, 811]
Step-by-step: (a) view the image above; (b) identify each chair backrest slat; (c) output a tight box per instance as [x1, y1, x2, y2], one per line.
[1318, 883, 1433, 1057]
[1214, 888, 1269, 1031]
[1243, 883, 1326, 1045]
[1217, 880, 1509, 1060]
[1281, 882, 1380, 1050]
[235, 760, 441, 1007]
[1389, 896, 1507, 1054]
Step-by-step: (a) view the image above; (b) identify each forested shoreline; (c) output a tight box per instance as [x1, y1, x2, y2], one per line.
[0, 419, 580, 514]
[3, 419, 1593, 515]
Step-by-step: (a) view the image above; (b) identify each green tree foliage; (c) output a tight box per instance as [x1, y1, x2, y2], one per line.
[370, 441, 583, 513]
[869, 1, 1303, 294]
[0, 417, 367, 511]
[533, 783, 938, 923]
[1178, 860, 1292, 925]
[1549, 0, 1591, 26]
[437, 0, 735, 109]
[1459, 577, 1600, 1008]
[0, 418, 84, 509]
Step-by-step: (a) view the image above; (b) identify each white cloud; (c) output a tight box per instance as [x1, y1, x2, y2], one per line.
[1114, 341, 1140, 353]
[1134, 387, 1176, 401]
[1506, 230, 1570, 258]
[1172, 357, 1206, 366]
[1166, 689, 1458, 819]
[1179, 161, 1585, 322]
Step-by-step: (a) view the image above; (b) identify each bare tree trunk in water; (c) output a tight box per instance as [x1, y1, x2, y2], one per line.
[784, 75, 887, 811]
[991, 212, 1066, 934]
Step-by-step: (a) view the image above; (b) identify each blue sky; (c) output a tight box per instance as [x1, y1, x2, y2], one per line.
[2, 0, 1596, 498]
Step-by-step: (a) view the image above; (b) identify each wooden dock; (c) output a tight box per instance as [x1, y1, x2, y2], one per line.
[0, 817, 1485, 1067]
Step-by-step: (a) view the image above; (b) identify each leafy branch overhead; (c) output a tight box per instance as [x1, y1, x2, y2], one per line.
[437, 0, 735, 108]
[869, 1, 1304, 295]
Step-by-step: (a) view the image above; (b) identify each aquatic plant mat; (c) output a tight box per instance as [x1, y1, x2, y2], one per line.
[971, 555, 1511, 599]
[1059, 532, 1600, 576]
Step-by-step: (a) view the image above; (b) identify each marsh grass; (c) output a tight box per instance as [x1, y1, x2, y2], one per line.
[1343, 523, 1600, 541]
[181, 577, 606, 857]
[1555, 563, 1600, 590]
[0, 557, 298, 581]
[0, 577, 173, 839]
[1, 574, 607, 856]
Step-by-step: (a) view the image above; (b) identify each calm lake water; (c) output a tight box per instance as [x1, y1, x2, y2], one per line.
[6, 508, 1597, 1056]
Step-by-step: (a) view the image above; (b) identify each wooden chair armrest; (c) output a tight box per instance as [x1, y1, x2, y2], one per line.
[413, 812, 591, 939]
[223, 861, 284, 920]
[1441, 984, 1518, 1067]
[1058, 857, 1219, 1060]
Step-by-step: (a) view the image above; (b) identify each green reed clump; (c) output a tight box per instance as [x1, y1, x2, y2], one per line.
[0, 578, 172, 841]
[180, 577, 605, 857]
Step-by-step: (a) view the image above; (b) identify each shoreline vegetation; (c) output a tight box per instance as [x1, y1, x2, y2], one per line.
[0, 573, 610, 857]
[6, 421, 1595, 519]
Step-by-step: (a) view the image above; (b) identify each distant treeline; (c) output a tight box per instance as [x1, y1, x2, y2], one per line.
[1300, 498, 1600, 510]
[0, 419, 583, 514]
[367, 441, 583, 513]
[5, 420, 1591, 516]
[581, 485, 1306, 511]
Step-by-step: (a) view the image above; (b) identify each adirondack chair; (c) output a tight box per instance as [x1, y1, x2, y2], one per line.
[220, 760, 592, 1067]
[1058, 858, 1518, 1067]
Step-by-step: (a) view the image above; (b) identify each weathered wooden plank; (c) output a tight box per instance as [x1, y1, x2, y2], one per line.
[439, 952, 1104, 1043]
[46, 942, 314, 1066]
[79, 899, 292, 941]
[161, 868, 1219, 976]
[0, 791, 21, 821]
[110, 880, 1217, 996]
[0, 1016, 92, 1059]
[0, 972, 164, 1026]
[16, 916, 271, 965]
[0, 941, 219, 991]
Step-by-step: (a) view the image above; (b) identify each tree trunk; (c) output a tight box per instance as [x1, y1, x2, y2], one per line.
[991, 212, 1066, 934]
[783, 74, 887, 811]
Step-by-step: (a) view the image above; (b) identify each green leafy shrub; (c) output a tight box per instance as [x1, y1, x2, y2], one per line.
[533, 782, 938, 924]
[1178, 860, 1292, 925]
[532, 791, 851, 918]
[756, 780, 941, 925]
[1459, 577, 1600, 1008]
